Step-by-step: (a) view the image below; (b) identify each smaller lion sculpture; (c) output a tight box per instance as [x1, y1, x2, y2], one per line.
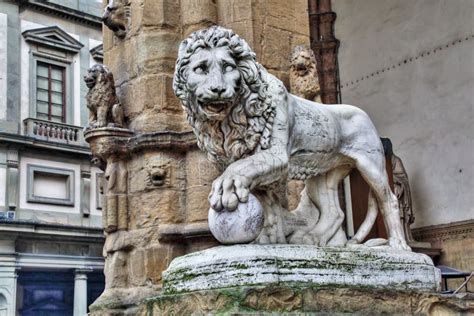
[290, 45, 321, 103]
[84, 64, 124, 129]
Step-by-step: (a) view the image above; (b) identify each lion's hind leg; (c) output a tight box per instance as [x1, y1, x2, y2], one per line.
[353, 154, 410, 251]
[303, 166, 351, 247]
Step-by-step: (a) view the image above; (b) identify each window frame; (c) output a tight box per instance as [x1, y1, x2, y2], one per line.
[26, 164, 75, 206]
[36, 61, 67, 123]
[29, 52, 74, 124]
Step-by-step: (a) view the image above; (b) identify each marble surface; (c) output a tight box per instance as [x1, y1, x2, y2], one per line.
[162, 244, 441, 295]
[208, 193, 264, 244]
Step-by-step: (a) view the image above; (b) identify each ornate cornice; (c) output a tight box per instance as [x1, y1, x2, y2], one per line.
[22, 25, 84, 53]
[19, 0, 102, 29]
[0, 131, 91, 156]
[84, 128, 198, 160]
[412, 219, 474, 242]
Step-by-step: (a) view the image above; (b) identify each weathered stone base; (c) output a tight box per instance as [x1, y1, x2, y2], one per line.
[163, 245, 441, 294]
[144, 286, 474, 315]
[90, 287, 161, 315]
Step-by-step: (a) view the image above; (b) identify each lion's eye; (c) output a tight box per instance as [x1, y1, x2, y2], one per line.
[224, 64, 235, 72]
[194, 65, 207, 74]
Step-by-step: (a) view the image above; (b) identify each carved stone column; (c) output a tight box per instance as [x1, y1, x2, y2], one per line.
[73, 268, 92, 316]
[6, 149, 19, 211]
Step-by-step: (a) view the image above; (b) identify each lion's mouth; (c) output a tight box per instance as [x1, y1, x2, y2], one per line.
[200, 100, 232, 114]
[84, 78, 96, 88]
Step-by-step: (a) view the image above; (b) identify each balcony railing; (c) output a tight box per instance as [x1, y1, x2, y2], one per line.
[24, 118, 86, 146]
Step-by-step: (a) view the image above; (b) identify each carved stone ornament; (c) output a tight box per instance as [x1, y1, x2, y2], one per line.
[84, 64, 125, 129]
[102, 0, 130, 38]
[290, 44, 321, 103]
[173, 26, 410, 251]
[145, 157, 170, 188]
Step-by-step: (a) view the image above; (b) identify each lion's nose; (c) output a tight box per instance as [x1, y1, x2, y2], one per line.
[210, 86, 225, 96]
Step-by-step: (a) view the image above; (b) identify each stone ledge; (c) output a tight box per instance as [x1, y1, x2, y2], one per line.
[163, 245, 441, 294]
[145, 286, 474, 315]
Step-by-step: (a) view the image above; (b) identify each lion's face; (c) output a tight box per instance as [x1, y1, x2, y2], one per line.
[291, 47, 316, 77]
[102, 0, 129, 37]
[84, 65, 110, 89]
[186, 47, 241, 121]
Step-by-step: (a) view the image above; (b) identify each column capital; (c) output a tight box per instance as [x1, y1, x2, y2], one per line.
[74, 267, 93, 277]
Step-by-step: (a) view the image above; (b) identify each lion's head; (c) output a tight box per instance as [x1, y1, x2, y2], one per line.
[173, 26, 275, 168]
[102, 0, 130, 38]
[290, 45, 317, 77]
[84, 64, 114, 90]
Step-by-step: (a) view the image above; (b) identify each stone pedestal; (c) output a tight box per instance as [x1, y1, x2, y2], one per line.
[138, 245, 474, 315]
[162, 245, 441, 294]
[145, 285, 474, 315]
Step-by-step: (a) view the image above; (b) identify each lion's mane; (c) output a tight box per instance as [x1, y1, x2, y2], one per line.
[173, 26, 275, 169]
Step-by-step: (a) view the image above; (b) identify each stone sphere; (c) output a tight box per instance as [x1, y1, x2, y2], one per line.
[208, 193, 264, 244]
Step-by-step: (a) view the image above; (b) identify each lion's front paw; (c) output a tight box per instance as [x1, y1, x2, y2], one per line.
[209, 174, 250, 211]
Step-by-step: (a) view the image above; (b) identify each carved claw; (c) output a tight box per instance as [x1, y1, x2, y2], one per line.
[209, 174, 250, 211]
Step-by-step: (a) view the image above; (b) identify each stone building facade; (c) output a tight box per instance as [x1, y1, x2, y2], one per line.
[0, 1, 105, 315]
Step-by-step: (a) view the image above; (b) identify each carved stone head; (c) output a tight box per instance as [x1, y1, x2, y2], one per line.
[102, 0, 130, 38]
[290, 45, 317, 77]
[84, 64, 114, 89]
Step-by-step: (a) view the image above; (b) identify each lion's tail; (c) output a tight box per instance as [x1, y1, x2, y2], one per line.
[348, 190, 378, 244]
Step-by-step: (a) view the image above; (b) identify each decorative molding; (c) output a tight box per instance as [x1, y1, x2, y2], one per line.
[83, 128, 197, 157]
[130, 131, 198, 152]
[22, 26, 84, 54]
[26, 164, 75, 206]
[19, 0, 102, 28]
[0, 132, 91, 156]
[90, 44, 103, 61]
[0, 220, 104, 239]
[412, 219, 474, 242]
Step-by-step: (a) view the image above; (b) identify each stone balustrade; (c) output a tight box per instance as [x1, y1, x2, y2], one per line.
[24, 118, 86, 146]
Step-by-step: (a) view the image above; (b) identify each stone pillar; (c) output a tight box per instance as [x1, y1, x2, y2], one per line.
[6, 149, 18, 211]
[73, 268, 92, 316]
[0, 240, 18, 316]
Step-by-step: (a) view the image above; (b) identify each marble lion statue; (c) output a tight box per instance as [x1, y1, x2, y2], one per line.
[173, 26, 409, 250]
[84, 64, 124, 129]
